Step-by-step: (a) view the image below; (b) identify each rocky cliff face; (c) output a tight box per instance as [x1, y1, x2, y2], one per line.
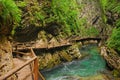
[37, 44, 82, 70]
[0, 36, 16, 79]
[14, 0, 106, 42]
[77, 0, 106, 37]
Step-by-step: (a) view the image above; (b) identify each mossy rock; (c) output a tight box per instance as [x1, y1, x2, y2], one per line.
[59, 50, 73, 62]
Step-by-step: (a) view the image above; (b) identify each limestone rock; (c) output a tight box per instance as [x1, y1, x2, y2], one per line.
[0, 36, 16, 79]
[101, 46, 120, 71]
[38, 44, 83, 70]
[67, 44, 81, 59]
[52, 53, 61, 66]
[60, 74, 109, 80]
[48, 37, 60, 48]
[59, 50, 73, 62]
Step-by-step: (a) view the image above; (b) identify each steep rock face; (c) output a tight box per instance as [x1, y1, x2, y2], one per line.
[77, 0, 106, 37]
[66, 44, 81, 59]
[14, 0, 106, 42]
[0, 36, 16, 79]
[101, 47, 120, 71]
[38, 44, 82, 70]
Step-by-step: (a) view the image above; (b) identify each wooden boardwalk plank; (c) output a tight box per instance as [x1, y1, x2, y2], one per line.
[13, 58, 33, 80]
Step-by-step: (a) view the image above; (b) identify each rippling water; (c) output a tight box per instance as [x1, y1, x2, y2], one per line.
[41, 44, 106, 80]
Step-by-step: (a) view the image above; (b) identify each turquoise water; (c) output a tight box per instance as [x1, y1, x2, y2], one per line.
[41, 44, 106, 80]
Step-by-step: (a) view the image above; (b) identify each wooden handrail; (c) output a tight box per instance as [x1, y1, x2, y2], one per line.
[0, 48, 45, 80]
[30, 48, 45, 80]
[0, 56, 37, 80]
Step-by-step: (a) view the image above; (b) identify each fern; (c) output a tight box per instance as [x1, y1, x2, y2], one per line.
[50, 0, 79, 35]
[15, 1, 27, 8]
[106, 0, 120, 27]
[0, 0, 21, 35]
[16, 0, 45, 27]
[107, 0, 120, 13]
[116, 19, 120, 27]
[99, 0, 109, 23]
[107, 27, 120, 51]
[106, 0, 120, 51]
[0, 0, 21, 24]
[100, 0, 108, 11]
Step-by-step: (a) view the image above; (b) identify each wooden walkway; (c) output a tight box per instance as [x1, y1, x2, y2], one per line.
[0, 48, 45, 80]
[13, 58, 33, 80]
[12, 37, 101, 51]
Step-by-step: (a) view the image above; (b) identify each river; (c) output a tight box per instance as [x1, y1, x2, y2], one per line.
[41, 44, 106, 80]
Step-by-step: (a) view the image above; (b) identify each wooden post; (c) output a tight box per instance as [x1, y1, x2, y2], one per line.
[33, 58, 39, 80]
[30, 48, 45, 80]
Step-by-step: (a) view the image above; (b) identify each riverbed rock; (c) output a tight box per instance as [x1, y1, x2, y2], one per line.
[101, 46, 120, 70]
[79, 74, 109, 80]
[60, 74, 109, 80]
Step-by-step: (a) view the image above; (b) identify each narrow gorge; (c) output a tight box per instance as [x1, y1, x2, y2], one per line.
[0, 0, 120, 80]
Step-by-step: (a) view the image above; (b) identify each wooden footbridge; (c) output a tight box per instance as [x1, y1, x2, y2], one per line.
[0, 48, 45, 80]
[12, 37, 101, 51]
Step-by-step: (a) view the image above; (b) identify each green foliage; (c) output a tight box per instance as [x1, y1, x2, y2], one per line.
[15, 0, 99, 37]
[106, 0, 120, 14]
[0, 0, 21, 35]
[80, 26, 98, 37]
[0, 0, 21, 24]
[100, 0, 108, 11]
[44, 0, 80, 35]
[105, 0, 120, 51]
[16, 1, 27, 8]
[107, 0, 120, 27]
[15, 0, 45, 27]
[88, 27, 99, 36]
[107, 28, 120, 51]
[116, 19, 120, 27]
[99, 0, 108, 23]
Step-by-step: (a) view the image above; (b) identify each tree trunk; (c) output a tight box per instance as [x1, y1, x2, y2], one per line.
[0, 36, 16, 80]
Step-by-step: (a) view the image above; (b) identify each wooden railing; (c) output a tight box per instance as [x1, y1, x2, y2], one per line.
[0, 48, 45, 80]
[30, 48, 45, 80]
